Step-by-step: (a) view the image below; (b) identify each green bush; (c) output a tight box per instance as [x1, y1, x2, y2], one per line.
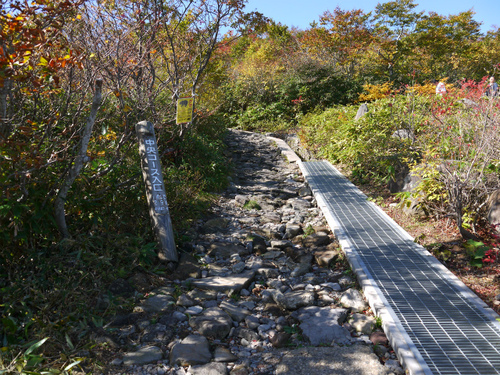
[0, 106, 231, 372]
[216, 60, 362, 133]
[299, 96, 429, 183]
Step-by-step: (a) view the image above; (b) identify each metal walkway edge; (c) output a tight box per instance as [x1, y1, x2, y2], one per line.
[298, 160, 500, 375]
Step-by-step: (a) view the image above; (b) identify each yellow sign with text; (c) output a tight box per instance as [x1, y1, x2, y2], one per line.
[176, 97, 194, 124]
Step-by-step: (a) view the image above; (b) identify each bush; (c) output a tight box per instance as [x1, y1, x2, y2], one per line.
[0, 109, 231, 372]
[299, 95, 428, 183]
[216, 58, 362, 133]
[299, 76, 500, 237]
[412, 82, 500, 234]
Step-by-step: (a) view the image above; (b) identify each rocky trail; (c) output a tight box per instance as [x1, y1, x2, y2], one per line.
[101, 129, 405, 375]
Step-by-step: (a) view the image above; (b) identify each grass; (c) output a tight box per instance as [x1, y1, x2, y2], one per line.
[243, 200, 262, 210]
[303, 224, 315, 237]
[0, 118, 232, 373]
[0, 233, 162, 369]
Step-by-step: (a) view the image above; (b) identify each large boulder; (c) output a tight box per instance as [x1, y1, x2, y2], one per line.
[388, 165, 427, 218]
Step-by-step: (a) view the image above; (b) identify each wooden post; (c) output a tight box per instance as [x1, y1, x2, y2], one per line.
[136, 121, 178, 264]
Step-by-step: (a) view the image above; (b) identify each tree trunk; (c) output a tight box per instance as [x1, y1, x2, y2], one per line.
[0, 79, 12, 138]
[54, 79, 103, 238]
[0, 41, 12, 138]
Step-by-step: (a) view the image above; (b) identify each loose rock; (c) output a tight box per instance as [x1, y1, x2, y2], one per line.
[169, 335, 212, 366]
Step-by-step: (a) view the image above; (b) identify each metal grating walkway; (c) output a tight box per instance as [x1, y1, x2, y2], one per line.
[299, 160, 500, 375]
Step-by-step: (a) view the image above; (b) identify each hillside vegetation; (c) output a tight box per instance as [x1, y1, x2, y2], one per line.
[1, 0, 499, 372]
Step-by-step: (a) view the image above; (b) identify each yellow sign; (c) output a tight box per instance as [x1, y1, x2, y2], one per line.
[176, 97, 194, 124]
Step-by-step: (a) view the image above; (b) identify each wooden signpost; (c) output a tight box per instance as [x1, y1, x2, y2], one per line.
[136, 121, 178, 264]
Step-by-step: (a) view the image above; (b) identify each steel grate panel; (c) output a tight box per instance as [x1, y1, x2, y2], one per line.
[300, 161, 500, 375]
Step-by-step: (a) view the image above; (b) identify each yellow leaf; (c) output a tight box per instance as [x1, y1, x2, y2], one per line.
[123, 105, 131, 112]
[38, 56, 48, 66]
[97, 151, 105, 157]
[76, 14, 82, 20]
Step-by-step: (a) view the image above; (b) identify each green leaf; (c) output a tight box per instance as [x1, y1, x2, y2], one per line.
[473, 247, 487, 259]
[470, 259, 483, 268]
[24, 337, 48, 356]
[2, 317, 18, 334]
[465, 239, 483, 248]
[63, 360, 82, 371]
[65, 333, 74, 351]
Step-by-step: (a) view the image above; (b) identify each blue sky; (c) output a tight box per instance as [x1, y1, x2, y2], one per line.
[244, 0, 498, 34]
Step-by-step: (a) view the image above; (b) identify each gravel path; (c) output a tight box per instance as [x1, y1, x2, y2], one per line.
[100, 129, 404, 375]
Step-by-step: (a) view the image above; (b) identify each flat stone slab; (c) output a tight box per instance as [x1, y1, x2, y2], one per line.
[294, 306, 351, 346]
[271, 289, 315, 310]
[189, 307, 233, 339]
[288, 198, 312, 210]
[190, 362, 228, 375]
[314, 250, 339, 268]
[123, 345, 163, 366]
[208, 242, 251, 259]
[191, 270, 255, 295]
[276, 345, 392, 375]
[169, 335, 211, 366]
[141, 294, 175, 313]
[219, 300, 251, 322]
[267, 136, 301, 163]
[214, 346, 239, 362]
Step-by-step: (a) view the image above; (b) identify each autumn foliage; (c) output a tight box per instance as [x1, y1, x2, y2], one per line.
[1, 0, 500, 371]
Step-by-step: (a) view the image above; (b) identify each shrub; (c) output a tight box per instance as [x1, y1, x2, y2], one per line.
[299, 95, 428, 183]
[358, 82, 393, 102]
[216, 58, 362, 133]
[413, 82, 500, 235]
